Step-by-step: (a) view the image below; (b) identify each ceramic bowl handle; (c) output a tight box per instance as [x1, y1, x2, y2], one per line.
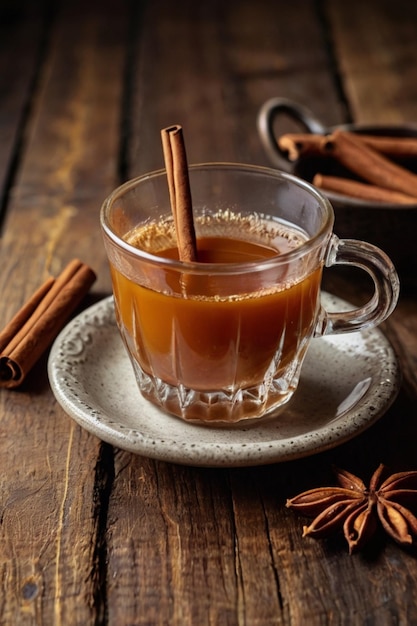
[257, 97, 327, 169]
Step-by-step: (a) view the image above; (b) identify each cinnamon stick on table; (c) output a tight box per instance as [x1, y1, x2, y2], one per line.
[161, 125, 198, 261]
[0, 259, 96, 388]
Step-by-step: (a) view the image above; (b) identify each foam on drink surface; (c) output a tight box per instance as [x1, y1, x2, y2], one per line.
[124, 209, 308, 259]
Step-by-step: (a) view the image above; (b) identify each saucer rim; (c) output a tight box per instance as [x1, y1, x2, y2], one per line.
[47, 295, 401, 467]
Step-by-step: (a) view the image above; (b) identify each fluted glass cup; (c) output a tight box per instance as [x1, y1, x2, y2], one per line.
[101, 164, 399, 426]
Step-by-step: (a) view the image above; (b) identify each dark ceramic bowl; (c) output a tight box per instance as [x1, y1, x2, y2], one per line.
[257, 98, 417, 289]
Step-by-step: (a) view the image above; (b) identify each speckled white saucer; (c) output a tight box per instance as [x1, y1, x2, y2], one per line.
[48, 295, 400, 467]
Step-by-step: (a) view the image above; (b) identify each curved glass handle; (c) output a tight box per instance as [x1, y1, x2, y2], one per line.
[257, 97, 327, 169]
[315, 235, 400, 336]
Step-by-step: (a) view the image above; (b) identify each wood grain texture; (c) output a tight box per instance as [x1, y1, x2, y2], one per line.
[0, 0, 126, 623]
[1, 0, 417, 624]
[0, 0, 47, 222]
[324, 0, 417, 123]
[128, 0, 345, 176]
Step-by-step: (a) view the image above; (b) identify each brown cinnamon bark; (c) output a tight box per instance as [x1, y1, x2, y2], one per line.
[278, 132, 417, 161]
[325, 130, 417, 197]
[0, 259, 96, 388]
[313, 173, 417, 204]
[278, 134, 323, 161]
[161, 125, 198, 261]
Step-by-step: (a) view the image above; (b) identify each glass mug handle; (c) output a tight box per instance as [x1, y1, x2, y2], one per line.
[315, 234, 400, 336]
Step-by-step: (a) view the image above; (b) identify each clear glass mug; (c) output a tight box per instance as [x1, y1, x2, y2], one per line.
[100, 163, 399, 426]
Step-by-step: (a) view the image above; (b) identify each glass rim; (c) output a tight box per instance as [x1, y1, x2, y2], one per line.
[100, 162, 334, 275]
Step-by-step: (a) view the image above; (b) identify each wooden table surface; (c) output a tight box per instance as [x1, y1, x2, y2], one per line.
[2, 0, 417, 624]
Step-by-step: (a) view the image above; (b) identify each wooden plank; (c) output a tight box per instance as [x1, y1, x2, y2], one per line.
[324, 0, 417, 123]
[0, 0, 124, 315]
[0, 0, 127, 623]
[107, 455, 240, 624]
[128, 0, 346, 176]
[0, 0, 47, 223]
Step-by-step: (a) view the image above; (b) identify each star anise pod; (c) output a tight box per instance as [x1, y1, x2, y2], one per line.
[286, 464, 417, 553]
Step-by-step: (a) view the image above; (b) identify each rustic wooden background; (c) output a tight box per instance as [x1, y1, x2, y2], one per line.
[1, 0, 417, 623]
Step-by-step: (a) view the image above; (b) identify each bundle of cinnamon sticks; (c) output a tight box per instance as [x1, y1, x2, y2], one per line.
[278, 129, 417, 204]
[0, 259, 96, 388]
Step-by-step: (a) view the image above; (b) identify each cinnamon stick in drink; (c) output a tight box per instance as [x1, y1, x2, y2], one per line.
[313, 173, 417, 204]
[161, 125, 198, 261]
[325, 130, 417, 197]
[0, 259, 96, 388]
